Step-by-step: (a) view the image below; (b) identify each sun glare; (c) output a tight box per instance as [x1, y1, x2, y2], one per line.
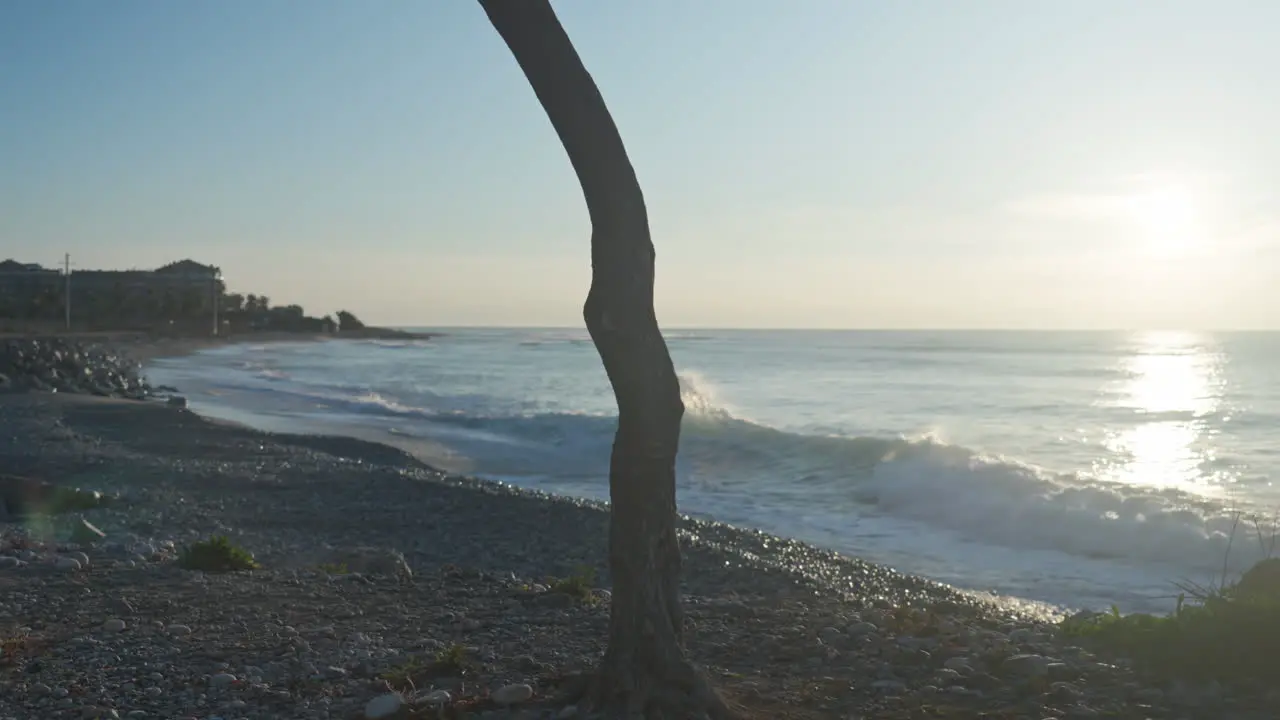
[1125, 185, 1201, 256]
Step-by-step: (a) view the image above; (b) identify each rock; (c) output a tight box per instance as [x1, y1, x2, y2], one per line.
[167, 396, 188, 409]
[71, 518, 106, 545]
[492, 683, 534, 705]
[558, 706, 578, 719]
[102, 619, 126, 633]
[364, 693, 404, 719]
[416, 689, 450, 706]
[55, 556, 82, 571]
[1002, 654, 1050, 678]
[209, 673, 237, 688]
[167, 624, 193, 636]
[0, 556, 20, 569]
[0, 338, 150, 399]
[872, 679, 906, 693]
[68, 551, 90, 568]
[943, 657, 973, 673]
[847, 621, 878, 637]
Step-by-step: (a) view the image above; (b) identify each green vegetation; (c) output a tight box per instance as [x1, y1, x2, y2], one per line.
[380, 643, 473, 691]
[177, 535, 260, 572]
[1060, 516, 1280, 686]
[315, 562, 350, 575]
[546, 565, 599, 602]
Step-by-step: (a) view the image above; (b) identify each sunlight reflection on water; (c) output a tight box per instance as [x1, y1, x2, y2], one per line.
[1095, 331, 1233, 494]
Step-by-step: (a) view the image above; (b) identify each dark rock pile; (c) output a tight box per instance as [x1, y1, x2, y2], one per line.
[0, 338, 151, 399]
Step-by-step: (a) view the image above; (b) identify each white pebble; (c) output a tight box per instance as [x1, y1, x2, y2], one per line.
[364, 692, 403, 719]
[418, 689, 451, 706]
[54, 557, 81, 571]
[492, 683, 534, 705]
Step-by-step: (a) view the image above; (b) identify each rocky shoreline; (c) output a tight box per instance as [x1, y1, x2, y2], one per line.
[0, 392, 1275, 718]
[0, 337, 153, 399]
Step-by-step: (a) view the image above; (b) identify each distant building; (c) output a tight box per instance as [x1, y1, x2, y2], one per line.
[0, 258, 224, 329]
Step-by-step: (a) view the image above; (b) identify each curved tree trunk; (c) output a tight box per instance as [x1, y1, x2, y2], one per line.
[477, 2, 736, 718]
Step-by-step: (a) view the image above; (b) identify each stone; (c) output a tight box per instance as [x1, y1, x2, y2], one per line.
[168, 624, 193, 636]
[558, 706, 579, 719]
[417, 689, 450, 706]
[364, 693, 404, 719]
[209, 672, 237, 688]
[68, 551, 91, 568]
[847, 621, 878, 637]
[0, 556, 20, 569]
[943, 656, 973, 673]
[167, 396, 188, 408]
[102, 618, 126, 633]
[1002, 653, 1050, 678]
[71, 518, 106, 546]
[492, 683, 534, 705]
[55, 556, 82, 571]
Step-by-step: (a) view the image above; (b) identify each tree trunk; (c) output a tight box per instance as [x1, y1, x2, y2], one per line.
[477, 2, 735, 718]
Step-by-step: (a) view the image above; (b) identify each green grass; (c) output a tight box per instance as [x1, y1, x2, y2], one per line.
[546, 565, 599, 602]
[380, 643, 473, 691]
[176, 535, 260, 572]
[1059, 513, 1280, 686]
[316, 562, 349, 575]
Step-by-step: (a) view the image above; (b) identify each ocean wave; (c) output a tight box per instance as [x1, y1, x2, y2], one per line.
[189, 368, 1270, 577]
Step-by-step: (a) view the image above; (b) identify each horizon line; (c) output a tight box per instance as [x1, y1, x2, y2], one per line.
[385, 325, 1280, 333]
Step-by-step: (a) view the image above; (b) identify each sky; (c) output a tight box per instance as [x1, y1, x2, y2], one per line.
[2, 1, 1279, 330]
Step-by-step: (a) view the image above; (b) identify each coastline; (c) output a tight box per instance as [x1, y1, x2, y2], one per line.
[0, 327, 433, 366]
[2, 393, 1270, 716]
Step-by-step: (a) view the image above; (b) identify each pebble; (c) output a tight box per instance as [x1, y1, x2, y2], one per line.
[492, 683, 534, 705]
[209, 672, 237, 688]
[1003, 653, 1051, 678]
[102, 618, 126, 632]
[168, 624, 193, 636]
[363, 693, 403, 719]
[54, 556, 82, 571]
[418, 689, 451, 706]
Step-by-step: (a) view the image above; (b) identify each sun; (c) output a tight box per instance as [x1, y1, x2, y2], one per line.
[1125, 185, 1201, 256]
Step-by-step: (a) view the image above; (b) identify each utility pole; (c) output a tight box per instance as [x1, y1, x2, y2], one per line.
[211, 272, 220, 337]
[63, 253, 71, 331]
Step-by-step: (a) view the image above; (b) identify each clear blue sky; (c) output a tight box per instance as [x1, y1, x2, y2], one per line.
[3, 1, 1277, 329]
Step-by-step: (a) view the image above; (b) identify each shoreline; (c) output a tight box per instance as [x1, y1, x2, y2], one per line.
[1, 395, 1270, 717]
[0, 327, 435, 366]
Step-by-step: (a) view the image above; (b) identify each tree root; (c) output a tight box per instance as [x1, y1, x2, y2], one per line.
[555, 660, 743, 720]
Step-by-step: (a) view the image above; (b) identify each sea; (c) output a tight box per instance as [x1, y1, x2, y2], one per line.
[145, 329, 1280, 615]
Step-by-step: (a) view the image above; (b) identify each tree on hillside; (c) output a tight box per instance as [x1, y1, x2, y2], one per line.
[478, 2, 737, 718]
[224, 292, 246, 314]
[335, 310, 365, 331]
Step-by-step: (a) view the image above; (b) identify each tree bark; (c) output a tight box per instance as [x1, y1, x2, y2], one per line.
[477, 2, 735, 718]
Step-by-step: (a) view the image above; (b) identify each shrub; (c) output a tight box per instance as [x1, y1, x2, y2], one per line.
[546, 565, 598, 602]
[1060, 516, 1280, 687]
[177, 535, 259, 572]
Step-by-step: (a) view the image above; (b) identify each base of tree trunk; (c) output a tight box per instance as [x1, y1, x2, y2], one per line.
[557, 658, 741, 720]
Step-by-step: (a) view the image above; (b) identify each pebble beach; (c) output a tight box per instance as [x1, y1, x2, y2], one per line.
[0, 338, 1275, 719]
